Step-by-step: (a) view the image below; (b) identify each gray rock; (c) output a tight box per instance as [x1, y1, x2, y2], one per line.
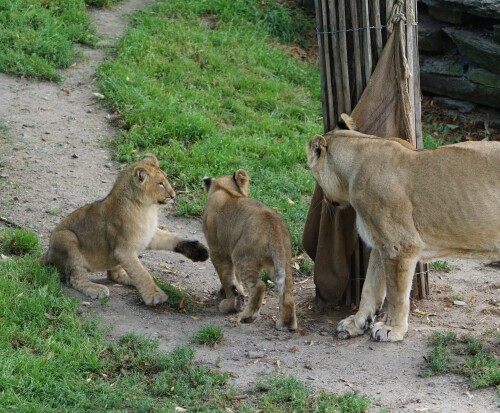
[494, 25, 500, 44]
[418, 12, 454, 53]
[420, 73, 500, 109]
[421, 55, 465, 77]
[421, 0, 500, 20]
[469, 67, 500, 88]
[444, 28, 500, 74]
[432, 97, 476, 113]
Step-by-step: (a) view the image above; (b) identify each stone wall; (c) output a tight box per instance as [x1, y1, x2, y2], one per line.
[418, 0, 500, 110]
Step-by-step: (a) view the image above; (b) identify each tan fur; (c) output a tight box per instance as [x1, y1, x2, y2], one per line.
[307, 131, 500, 342]
[40, 154, 208, 306]
[202, 169, 297, 331]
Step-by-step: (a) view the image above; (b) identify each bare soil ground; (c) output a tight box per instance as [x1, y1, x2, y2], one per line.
[0, 1, 498, 412]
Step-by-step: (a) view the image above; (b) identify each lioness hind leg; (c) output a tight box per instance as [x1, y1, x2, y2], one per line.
[238, 266, 266, 324]
[370, 252, 418, 342]
[337, 250, 386, 339]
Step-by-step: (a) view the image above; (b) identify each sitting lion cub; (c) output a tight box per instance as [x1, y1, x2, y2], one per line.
[202, 169, 297, 331]
[41, 154, 209, 306]
[307, 129, 500, 342]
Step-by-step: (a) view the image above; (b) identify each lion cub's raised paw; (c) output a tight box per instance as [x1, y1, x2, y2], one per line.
[174, 240, 209, 262]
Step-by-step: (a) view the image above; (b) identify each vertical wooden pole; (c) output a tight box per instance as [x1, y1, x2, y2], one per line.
[313, 0, 429, 304]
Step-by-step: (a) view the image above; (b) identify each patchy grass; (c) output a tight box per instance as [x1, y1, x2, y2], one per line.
[420, 331, 500, 389]
[192, 324, 224, 347]
[247, 374, 372, 413]
[95, 0, 322, 254]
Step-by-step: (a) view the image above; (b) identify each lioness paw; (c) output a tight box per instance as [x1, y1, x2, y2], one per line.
[174, 240, 209, 262]
[336, 315, 370, 339]
[371, 322, 406, 342]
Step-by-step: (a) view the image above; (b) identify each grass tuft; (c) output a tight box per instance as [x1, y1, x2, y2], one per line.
[420, 331, 500, 389]
[192, 324, 224, 347]
[1, 228, 40, 256]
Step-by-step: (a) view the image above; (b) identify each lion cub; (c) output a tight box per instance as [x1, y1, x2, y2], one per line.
[202, 169, 297, 331]
[41, 154, 208, 306]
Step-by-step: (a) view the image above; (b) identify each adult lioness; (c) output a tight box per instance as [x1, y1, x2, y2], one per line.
[41, 154, 209, 306]
[306, 130, 500, 342]
[202, 169, 297, 331]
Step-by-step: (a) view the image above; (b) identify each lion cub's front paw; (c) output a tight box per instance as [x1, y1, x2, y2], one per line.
[336, 315, 370, 339]
[174, 240, 209, 262]
[141, 286, 168, 306]
[371, 322, 406, 342]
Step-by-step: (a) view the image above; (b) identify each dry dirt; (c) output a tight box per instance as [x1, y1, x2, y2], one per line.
[0, 1, 498, 412]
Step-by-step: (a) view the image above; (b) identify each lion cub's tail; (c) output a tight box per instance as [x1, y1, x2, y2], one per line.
[271, 248, 292, 304]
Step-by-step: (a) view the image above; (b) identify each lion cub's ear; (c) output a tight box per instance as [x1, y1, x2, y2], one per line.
[133, 166, 149, 184]
[202, 176, 212, 192]
[233, 169, 250, 197]
[142, 153, 159, 167]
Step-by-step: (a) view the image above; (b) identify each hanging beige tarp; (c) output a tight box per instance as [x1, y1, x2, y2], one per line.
[304, 0, 427, 308]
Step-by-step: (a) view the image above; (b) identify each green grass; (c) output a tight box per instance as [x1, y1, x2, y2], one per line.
[428, 260, 451, 273]
[192, 324, 224, 347]
[247, 374, 372, 413]
[153, 276, 199, 312]
[1, 228, 41, 256]
[95, 0, 322, 254]
[0, 228, 377, 412]
[420, 331, 500, 389]
[0, 0, 118, 80]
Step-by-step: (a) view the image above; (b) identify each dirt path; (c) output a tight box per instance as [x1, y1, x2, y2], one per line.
[0, 2, 498, 412]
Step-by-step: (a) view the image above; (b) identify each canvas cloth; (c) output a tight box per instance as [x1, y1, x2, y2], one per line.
[303, 4, 416, 307]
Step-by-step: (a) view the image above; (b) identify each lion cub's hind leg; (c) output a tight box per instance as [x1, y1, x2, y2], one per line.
[337, 250, 386, 339]
[211, 255, 245, 313]
[107, 265, 134, 285]
[274, 268, 298, 331]
[237, 262, 266, 324]
[48, 230, 110, 299]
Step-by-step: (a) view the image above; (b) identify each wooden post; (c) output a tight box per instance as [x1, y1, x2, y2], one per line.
[313, 0, 429, 303]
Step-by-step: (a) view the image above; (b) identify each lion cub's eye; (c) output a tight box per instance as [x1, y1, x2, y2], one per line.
[159, 182, 165, 187]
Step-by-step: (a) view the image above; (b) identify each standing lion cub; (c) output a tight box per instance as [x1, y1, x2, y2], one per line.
[41, 154, 209, 306]
[202, 169, 297, 331]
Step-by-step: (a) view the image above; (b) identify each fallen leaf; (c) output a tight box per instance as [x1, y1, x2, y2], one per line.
[469, 293, 475, 302]
[413, 309, 428, 316]
[287, 198, 295, 205]
[93, 92, 105, 99]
